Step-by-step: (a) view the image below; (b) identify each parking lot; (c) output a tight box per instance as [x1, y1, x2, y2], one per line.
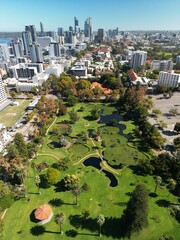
[149, 92, 180, 144]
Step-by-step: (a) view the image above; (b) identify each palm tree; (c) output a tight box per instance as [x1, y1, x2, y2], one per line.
[154, 176, 162, 194]
[55, 212, 66, 235]
[35, 175, 41, 194]
[72, 187, 81, 205]
[97, 214, 105, 237]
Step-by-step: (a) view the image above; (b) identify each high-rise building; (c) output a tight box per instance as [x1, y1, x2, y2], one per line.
[152, 60, 173, 71]
[25, 25, 37, 43]
[176, 56, 180, 63]
[74, 17, 79, 33]
[95, 29, 105, 43]
[50, 43, 61, 57]
[40, 21, 44, 36]
[58, 27, 64, 36]
[22, 31, 32, 55]
[12, 39, 23, 58]
[158, 71, 180, 88]
[0, 44, 10, 62]
[130, 51, 147, 71]
[69, 26, 73, 32]
[84, 17, 92, 39]
[0, 77, 7, 103]
[29, 43, 43, 63]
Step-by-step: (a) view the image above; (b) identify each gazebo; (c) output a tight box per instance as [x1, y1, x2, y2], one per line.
[34, 204, 53, 225]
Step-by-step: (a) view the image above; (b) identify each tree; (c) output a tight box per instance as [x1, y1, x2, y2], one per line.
[152, 109, 162, 117]
[9, 91, 16, 99]
[169, 108, 178, 116]
[91, 108, 100, 120]
[72, 187, 81, 205]
[154, 176, 162, 194]
[122, 184, 148, 235]
[46, 168, 60, 185]
[97, 214, 105, 237]
[63, 174, 79, 190]
[35, 175, 41, 194]
[14, 133, 28, 158]
[55, 212, 66, 235]
[174, 122, 180, 133]
[67, 95, 78, 107]
[68, 109, 80, 124]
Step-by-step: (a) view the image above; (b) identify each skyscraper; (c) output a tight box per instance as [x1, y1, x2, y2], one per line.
[29, 43, 43, 63]
[130, 51, 147, 71]
[25, 25, 37, 43]
[12, 39, 23, 58]
[58, 27, 64, 36]
[84, 17, 92, 39]
[40, 21, 44, 35]
[22, 31, 32, 55]
[50, 43, 61, 57]
[74, 17, 79, 33]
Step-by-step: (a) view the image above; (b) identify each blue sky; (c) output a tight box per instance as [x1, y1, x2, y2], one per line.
[1, 0, 180, 31]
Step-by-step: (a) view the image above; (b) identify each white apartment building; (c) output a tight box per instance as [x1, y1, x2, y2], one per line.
[158, 71, 180, 88]
[0, 77, 7, 103]
[152, 60, 173, 71]
[130, 51, 147, 71]
[0, 44, 10, 62]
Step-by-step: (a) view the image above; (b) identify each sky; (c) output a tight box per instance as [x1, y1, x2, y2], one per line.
[0, 0, 180, 32]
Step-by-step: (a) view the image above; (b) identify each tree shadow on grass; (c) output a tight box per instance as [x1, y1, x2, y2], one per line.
[30, 226, 60, 236]
[30, 226, 45, 236]
[54, 179, 66, 192]
[65, 229, 78, 237]
[39, 174, 50, 189]
[128, 165, 147, 176]
[69, 214, 127, 238]
[156, 199, 171, 208]
[48, 198, 64, 207]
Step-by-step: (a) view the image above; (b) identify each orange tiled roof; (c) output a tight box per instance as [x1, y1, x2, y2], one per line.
[128, 69, 138, 81]
[35, 204, 52, 220]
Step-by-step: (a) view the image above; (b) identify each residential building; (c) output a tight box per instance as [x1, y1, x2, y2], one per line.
[22, 31, 32, 55]
[50, 42, 61, 57]
[29, 43, 43, 63]
[0, 44, 10, 62]
[37, 36, 53, 48]
[25, 25, 37, 43]
[12, 39, 23, 58]
[130, 51, 147, 71]
[152, 60, 173, 71]
[71, 62, 87, 77]
[0, 77, 7, 103]
[158, 71, 180, 88]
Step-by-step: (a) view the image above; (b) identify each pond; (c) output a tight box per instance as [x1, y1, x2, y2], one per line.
[100, 111, 133, 141]
[83, 157, 118, 187]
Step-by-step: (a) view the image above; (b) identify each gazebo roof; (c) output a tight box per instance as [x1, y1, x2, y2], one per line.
[34, 204, 52, 221]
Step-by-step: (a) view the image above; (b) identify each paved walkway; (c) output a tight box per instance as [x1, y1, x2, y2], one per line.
[46, 117, 57, 136]
[37, 153, 59, 160]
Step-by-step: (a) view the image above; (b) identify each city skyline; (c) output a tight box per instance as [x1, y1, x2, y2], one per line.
[1, 0, 180, 32]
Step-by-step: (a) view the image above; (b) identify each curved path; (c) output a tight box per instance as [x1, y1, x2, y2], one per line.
[46, 117, 57, 136]
[37, 153, 59, 160]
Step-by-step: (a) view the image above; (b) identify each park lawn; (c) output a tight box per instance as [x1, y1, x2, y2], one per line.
[0, 99, 31, 127]
[3, 163, 180, 240]
[3, 102, 180, 239]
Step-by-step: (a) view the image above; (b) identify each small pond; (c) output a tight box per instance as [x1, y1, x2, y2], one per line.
[83, 157, 118, 187]
[100, 111, 133, 141]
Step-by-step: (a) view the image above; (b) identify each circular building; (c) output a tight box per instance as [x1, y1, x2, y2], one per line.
[34, 204, 53, 225]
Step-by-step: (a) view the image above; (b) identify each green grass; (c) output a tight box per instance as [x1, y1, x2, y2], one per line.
[0, 99, 31, 127]
[2, 102, 180, 240]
